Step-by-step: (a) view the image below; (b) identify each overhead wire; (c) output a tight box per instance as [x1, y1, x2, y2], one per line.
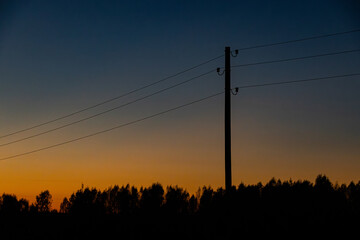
[2, 48, 359, 147]
[234, 73, 360, 89]
[1, 27, 360, 153]
[0, 91, 225, 161]
[231, 49, 360, 68]
[3, 28, 360, 139]
[235, 28, 360, 51]
[0, 69, 216, 147]
[1, 72, 359, 160]
[0, 54, 224, 139]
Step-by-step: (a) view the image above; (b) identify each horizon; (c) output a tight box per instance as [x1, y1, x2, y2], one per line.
[6, 173, 359, 211]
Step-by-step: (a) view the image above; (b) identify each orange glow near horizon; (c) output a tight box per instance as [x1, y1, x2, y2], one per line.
[1, 119, 359, 210]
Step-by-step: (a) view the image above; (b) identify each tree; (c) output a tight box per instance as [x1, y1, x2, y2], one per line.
[164, 186, 189, 215]
[188, 195, 198, 214]
[67, 187, 105, 215]
[60, 197, 70, 213]
[0, 194, 21, 214]
[35, 190, 52, 213]
[315, 174, 333, 192]
[104, 185, 139, 215]
[140, 183, 164, 213]
[19, 198, 29, 213]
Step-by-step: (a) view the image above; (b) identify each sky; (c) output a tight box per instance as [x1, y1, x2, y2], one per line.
[0, 0, 360, 209]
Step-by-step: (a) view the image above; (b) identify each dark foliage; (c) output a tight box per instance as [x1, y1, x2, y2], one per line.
[0, 194, 28, 215]
[1, 175, 359, 239]
[34, 190, 52, 213]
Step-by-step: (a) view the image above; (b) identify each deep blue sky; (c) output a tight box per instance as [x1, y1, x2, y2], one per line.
[0, 0, 359, 206]
[1, 0, 359, 125]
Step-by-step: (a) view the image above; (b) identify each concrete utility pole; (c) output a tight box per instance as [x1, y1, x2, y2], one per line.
[224, 46, 232, 191]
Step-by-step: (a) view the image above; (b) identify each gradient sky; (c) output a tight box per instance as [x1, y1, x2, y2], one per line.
[1, 0, 360, 209]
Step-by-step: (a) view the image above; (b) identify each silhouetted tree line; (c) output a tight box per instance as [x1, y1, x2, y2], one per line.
[0, 190, 53, 215]
[53, 174, 359, 218]
[1, 175, 360, 238]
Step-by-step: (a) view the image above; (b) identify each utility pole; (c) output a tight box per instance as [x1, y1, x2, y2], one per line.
[224, 46, 232, 191]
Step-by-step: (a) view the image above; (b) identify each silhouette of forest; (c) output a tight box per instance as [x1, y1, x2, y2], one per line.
[1, 175, 359, 239]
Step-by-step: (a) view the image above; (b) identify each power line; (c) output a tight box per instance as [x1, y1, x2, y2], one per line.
[2, 72, 358, 161]
[231, 49, 360, 68]
[0, 69, 215, 147]
[2, 72, 358, 149]
[3, 28, 359, 140]
[0, 55, 224, 139]
[234, 73, 360, 89]
[236, 28, 360, 51]
[0, 91, 224, 161]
